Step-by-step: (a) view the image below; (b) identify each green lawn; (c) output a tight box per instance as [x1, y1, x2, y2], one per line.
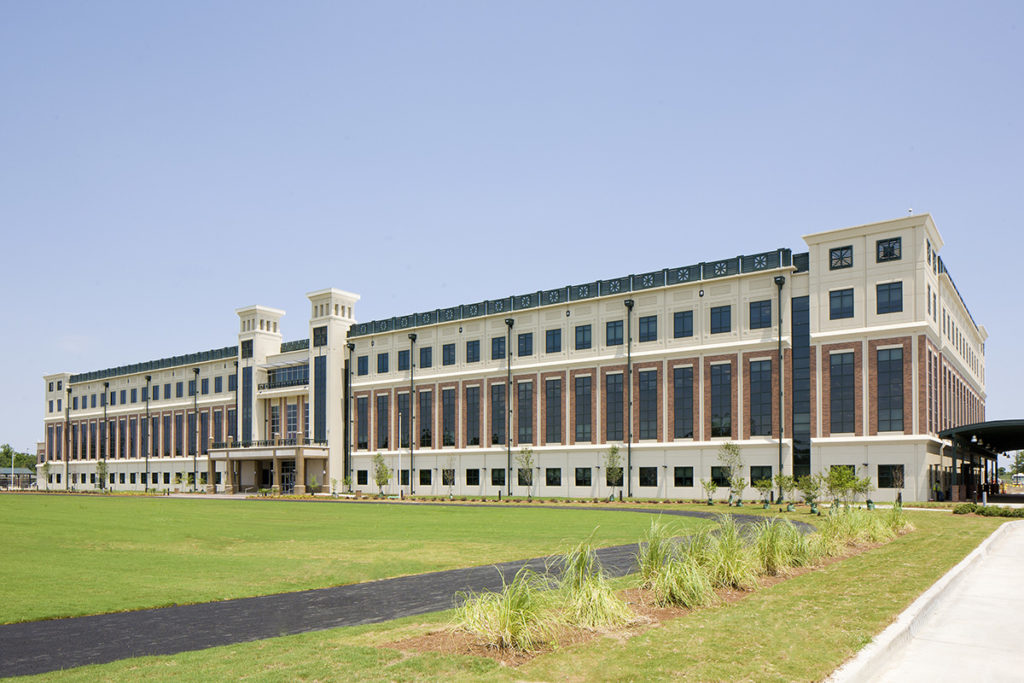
[12, 509, 1003, 682]
[0, 494, 709, 624]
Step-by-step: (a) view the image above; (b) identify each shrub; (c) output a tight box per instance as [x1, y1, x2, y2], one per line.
[648, 554, 717, 608]
[953, 502, 977, 515]
[705, 514, 758, 590]
[636, 520, 676, 588]
[753, 518, 796, 576]
[453, 567, 554, 651]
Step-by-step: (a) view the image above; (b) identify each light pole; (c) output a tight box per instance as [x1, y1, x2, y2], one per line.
[774, 275, 786, 501]
[102, 381, 109, 490]
[64, 387, 71, 490]
[145, 375, 151, 493]
[505, 318, 514, 497]
[192, 367, 199, 492]
[408, 332, 416, 496]
[345, 342, 355, 489]
[624, 298, 634, 498]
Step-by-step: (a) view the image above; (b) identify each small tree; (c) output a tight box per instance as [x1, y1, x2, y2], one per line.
[700, 478, 718, 503]
[825, 466, 857, 507]
[796, 474, 821, 505]
[331, 478, 338, 496]
[1012, 451, 1024, 475]
[444, 455, 457, 497]
[41, 461, 51, 489]
[95, 460, 107, 490]
[753, 478, 773, 504]
[372, 452, 390, 496]
[343, 474, 352, 493]
[775, 473, 797, 504]
[893, 467, 905, 507]
[604, 444, 623, 499]
[852, 474, 874, 506]
[516, 447, 535, 497]
[717, 442, 744, 502]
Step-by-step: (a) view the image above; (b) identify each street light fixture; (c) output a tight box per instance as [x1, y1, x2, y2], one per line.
[505, 318, 514, 498]
[192, 367, 199, 492]
[408, 332, 416, 497]
[624, 299, 634, 498]
[345, 342, 355, 489]
[64, 387, 71, 491]
[102, 381, 109, 490]
[774, 275, 786, 501]
[145, 375, 151, 493]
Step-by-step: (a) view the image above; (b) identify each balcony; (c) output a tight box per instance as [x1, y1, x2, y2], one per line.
[257, 378, 309, 391]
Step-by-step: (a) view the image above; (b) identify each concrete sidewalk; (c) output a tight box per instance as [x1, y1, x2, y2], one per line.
[831, 519, 1024, 682]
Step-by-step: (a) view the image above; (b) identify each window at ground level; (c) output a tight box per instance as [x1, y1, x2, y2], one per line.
[357, 470, 367, 486]
[878, 464, 905, 488]
[638, 467, 658, 487]
[491, 468, 505, 486]
[546, 468, 561, 486]
[518, 468, 532, 486]
[711, 466, 730, 487]
[575, 467, 592, 486]
[674, 466, 693, 487]
[465, 468, 480, 486]
[750, 466, 773, 485]
[420, 469, 432, 486]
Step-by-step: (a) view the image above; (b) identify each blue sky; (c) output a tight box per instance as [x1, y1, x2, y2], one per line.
[2, 1, 1021, 463]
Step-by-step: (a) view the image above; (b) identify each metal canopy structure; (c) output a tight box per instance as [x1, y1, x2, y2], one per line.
[939, 419, 1024, 456]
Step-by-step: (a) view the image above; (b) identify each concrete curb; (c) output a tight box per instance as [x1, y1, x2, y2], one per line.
[827, 519, 1024, 682]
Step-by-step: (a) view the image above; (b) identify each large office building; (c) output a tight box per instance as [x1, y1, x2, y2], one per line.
[41, 214, 988, 501]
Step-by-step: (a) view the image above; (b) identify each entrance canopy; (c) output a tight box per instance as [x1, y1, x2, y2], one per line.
[939, 419, 1024, 456]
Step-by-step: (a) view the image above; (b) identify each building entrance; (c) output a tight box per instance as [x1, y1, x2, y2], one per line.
[280, 460, 295, 494]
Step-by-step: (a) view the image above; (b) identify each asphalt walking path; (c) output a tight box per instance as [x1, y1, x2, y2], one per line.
[0, 502, 788, 678]
[866, 519, 1024, 682]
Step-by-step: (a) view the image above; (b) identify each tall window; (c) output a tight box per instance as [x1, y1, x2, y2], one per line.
[442, 389, 455, 446]
[546, 329, 561, 353]
[175, 414, 183, 456]
[877, 282, 903, 314]
[518, 381, 533, 443]
[674, 310, 693, 338]
[638, 315, 657, 342]
[606, 320, 623, 346]
[286, 403, 297, 439]
[376, 395, 389, 449]
[397, 350, 409, 372]
[419, 391, 432, 447]
[749, 360, 772, 436]
[830, 289, 854, 320]
[397, 393, 410, 448]
[545, 379, 562, 443]
[673, 366, 693, 438]
[163, 415, 172, 456]
[877, 348, 904, 431]
[377, 353, 389, 373]
[491, 337, 505, 360]
[606, 373, 623, 441]
[420, 347, 432, 369]
[466, 340, 480, 363]
[575, 324, 592, 350]
[185, 414, 194, 456]
[710, 306, 731, 334]
[465, 386, 480, 445]
[638, 370, 658, 439]
[710, 363, 731, 437]
[491, 384, 505, 445]
[270, 406, 280, 440]
[749, 301, 772, 329]
[442, 343, 455, 366]
[830, 352, 856, 433]
[575, 376, 592, 442]
[518, 333, 533, 356]
[356, 397, 368, 449]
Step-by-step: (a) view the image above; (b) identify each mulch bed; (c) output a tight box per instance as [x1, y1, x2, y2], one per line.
[387, 542, 880, 666]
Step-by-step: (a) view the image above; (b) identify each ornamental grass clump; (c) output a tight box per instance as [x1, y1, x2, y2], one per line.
[453, 567, 554, 651]
[705, 514, 759, 590]
[753, 517, 801, 576]
[885, 504, 914, 533]
[556, 535, 635, 630]
[648, 553, 718, 608]
[636, 519, 677, 587]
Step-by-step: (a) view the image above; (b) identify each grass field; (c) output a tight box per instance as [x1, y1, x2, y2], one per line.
[0, 494, 710, 624]
[10, 507, 1003, 682]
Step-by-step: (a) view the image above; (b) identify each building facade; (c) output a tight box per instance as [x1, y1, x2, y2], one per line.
[40, 214, 987, 501]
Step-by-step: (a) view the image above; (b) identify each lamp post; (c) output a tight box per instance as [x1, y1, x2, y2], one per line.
[624, 299, 634, 498]
[774, 275, 786, 501]
[345, 342, 355, 489]
[102, 381, 109, 490]
[408, 332, 416, 496]
[505, 318, 514, 498]
[145, 375, 151, 493]
[64, 387, 71, 491]
[192, 367, 199, 492]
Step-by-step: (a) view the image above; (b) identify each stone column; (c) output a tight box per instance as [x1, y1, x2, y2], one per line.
[225, 456, 235, 494]
[206, 443, 216, 494]
[272, 456, 281, 494]
[294, 450, 307, 495]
